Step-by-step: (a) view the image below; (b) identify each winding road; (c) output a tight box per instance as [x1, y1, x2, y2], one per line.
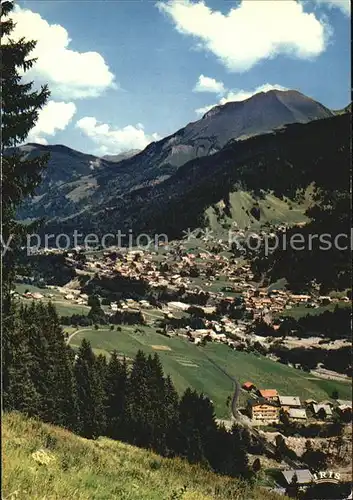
[66, 328, 86, 345]
[199, 347, 304, 470]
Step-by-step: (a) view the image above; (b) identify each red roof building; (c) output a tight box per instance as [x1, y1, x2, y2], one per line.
[242, 381, 256, 391]
[258, 389, 279, 401]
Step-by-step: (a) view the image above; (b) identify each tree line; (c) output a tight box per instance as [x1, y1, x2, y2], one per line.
[3, 300, 252, 480]
[278, 305, 351, 340]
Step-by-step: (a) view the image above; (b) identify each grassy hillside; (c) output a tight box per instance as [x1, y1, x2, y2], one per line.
[3, 412, 284, 500]
[69, 326, 352, 417]
[205, 189, 310, 236]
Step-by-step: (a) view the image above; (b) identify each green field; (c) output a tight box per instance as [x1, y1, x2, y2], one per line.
[15, 283, 90, 317]
[70, 326, 234, 418]
[15, 283, 56, 297]
[69, 326, 351, 418]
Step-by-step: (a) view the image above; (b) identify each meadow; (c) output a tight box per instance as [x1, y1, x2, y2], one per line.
[69, 325, 351, 418]
[3, 412, 284, 500]
[205, 190, 310, 237]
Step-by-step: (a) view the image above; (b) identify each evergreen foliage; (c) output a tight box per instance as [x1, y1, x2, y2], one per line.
[1, 0, 50, 308]
[1, 0, 51, 412]
[3, 299, 253, 479]
[87, 294, 106, 323]
[74, 339, 106, 439]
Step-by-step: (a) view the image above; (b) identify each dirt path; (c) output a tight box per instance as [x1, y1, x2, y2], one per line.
[309, 368, 350, 382]
[66, 328, 88, 345]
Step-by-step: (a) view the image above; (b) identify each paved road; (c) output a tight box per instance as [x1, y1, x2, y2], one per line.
[199, 347, 304, 470]
[200, 350, 241, 412]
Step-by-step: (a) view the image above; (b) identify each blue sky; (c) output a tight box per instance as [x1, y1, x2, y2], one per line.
[12, 0, 351, 155]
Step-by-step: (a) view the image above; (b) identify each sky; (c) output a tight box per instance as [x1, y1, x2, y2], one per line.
[8, 0, 351, 156]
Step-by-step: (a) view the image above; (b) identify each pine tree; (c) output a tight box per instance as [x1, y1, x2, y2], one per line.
[126, 350, 154, 447]
[178, 388, 207, 465]
[95, 353, 108, 435]
[193, 392, 219, 468]
[88, 294, 105, 324]
[105, 351, 128, 440]
[74, 339, 106, 439]
[275, 434, 287, 462]
[146, 354, 168, 454]
[1, 0, 50, 304]
[2, 302, 39, 415]
[229, 424, 251, 479]
[63, 345, 80, 432]
[1, 0, 50, 410]
[286, 472, 299, 498]
[164, 375, 180, 456]
[24, 301, 53, 421]
[44, 302, 78, 430]
[211, 424, 235, 476]
[11, 301, 77, 427]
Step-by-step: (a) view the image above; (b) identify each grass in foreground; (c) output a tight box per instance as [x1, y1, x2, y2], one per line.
[3, 412, 284, 500]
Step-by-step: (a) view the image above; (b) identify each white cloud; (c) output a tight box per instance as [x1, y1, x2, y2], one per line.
[193, 74, 226, 94]
[312, 0, 350, 16]
[157, 0, 329, 72]
[195, 83, 288, 116]
[76, 117, 161, 155]
[27, 101, 77, 144]
[7, 6, 116, 99]
[219, 83, 288, 105]
[195, 104, 217, 116]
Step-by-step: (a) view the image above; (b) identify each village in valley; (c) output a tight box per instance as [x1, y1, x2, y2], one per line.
[3, 0, 352, 496]
[19, 232, 351, 353]
[14, 232, 352, 494]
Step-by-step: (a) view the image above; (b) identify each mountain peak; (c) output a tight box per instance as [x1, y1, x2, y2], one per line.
[19, 89, 335, 225]
[202, 89, 322, 120]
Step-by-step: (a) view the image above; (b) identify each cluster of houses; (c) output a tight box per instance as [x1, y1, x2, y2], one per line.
[242, 288, 349, 321]
[20, 287, 90, 307]
[57, 288, 89, 306]
[17, 242, 350, 359]
[242, 382, 352, 425]
[82, 248, 197, 289]
[17, 239, 350, 362]
[110, 298, 153, 313]
[76, 245, 349, 325]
